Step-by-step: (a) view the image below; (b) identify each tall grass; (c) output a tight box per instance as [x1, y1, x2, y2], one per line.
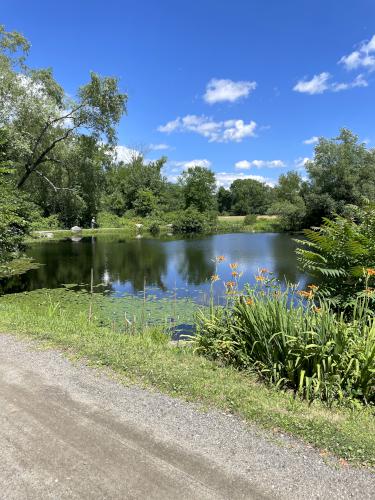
[194, 273, 375, 405]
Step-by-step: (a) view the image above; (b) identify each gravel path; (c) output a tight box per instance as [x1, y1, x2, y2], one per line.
[0, 333, 374, 499]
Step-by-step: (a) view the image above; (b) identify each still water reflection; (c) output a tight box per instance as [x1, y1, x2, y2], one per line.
[1, 233, 308, 300]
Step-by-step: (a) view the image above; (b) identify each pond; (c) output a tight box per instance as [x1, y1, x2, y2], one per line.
[0, 232, 308, 301]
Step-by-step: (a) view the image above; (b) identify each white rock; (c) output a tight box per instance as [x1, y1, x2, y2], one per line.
[71, 226, 82, 233]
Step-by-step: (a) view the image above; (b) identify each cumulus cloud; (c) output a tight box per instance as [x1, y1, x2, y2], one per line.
[203, 78, 257, 104]
[294, 72, 368, 94]
[234, 159, 285, 169]
[303, 136, 319, 145]
[158, 114, 257, 142]
[216, 172, 273, 188]
[339, 34, 375, 71]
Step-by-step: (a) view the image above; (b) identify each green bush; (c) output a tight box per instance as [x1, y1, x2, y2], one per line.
[296, 204, 375, 307]
[30, 214, 61, 230]
[171, 208, 207, 234]
[194, 280, 375, 405]
[243, 214, 257, 225]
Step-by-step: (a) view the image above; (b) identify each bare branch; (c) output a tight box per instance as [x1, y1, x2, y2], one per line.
[34, 170, 75, 192]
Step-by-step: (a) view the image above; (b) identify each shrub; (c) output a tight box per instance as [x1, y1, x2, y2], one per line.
[30, 214, 61, 230]
[243, 214, 257, 226]
[193, 277, 375, 405]
[171, 208, 207, 234]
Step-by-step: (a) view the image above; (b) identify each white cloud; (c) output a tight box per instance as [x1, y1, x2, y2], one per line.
[303, 136, 319, 145]
[294, 72, 368, 94]
[115, 146, 142, 163]
[203, 78, 257, 104]
[293, 72, 331, 94]
[332, 74, 368, 91]
[173, 159, 212, 169]
[339, 34, 375, 71]
[216, 172, 273, 188]
[234, 159, 285, 169]
[149, 143, 170, 151]
[295, 157, 311, 169]
[158, 114, 257, 142]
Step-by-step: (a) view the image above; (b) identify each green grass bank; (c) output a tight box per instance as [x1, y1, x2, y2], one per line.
[0, 288, 374, 469]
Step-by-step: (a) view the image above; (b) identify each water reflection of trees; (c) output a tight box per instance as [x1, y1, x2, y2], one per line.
[270, 233, 300, 284]
[177, 240, 215, 285]
[1, 237, 169, 294]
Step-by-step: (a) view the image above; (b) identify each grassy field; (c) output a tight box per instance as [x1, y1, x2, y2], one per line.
[0, 288, 373, 469]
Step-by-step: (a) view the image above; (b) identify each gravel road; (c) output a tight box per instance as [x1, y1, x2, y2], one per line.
[0, 333, 374, 499]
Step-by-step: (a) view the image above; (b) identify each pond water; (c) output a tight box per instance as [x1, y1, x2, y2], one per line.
[1, 232, 308, 301]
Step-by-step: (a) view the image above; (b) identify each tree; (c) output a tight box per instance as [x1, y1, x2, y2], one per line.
[217, 186, 232, 214]
[0, 128, 32, 261]
[179, 166, 217, 213]
[230, 178, 271, 215]
[0, 26, 127, 193]
[304, 129, 375, 226]
[103, 155, 167, 216]
[268, 172, 306, 231]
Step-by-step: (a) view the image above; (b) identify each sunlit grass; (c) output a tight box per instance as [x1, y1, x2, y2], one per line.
[0, 289, 374, 468]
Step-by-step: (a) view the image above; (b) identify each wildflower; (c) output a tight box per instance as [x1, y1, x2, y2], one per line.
[314, 306, 322, 313]
[246, 298, 254, 305]
[216, 255, 225, 262]
[231, 271, 239, 277]
[307, 284, 318, 291]
[365, 288, 375, 295]
[225, 281, 236, 289]
[255, 275, 265, 282]
[259, 268, 269, 274]
[366, 268, 375, 276]
[297, 290, 313, 299]
[229, 263, 238, 270]
[211, 274, 219, 282]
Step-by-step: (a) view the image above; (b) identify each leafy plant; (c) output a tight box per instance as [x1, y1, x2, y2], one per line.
[296, 205, 375, 307]
[193, 272, 375, 405]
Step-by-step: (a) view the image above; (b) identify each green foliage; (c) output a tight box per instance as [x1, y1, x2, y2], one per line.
[230, 178, 272, 215]
[0, 128, 32, 261]
[103, 156, 167, 216]
[268, 172, 306, 231]
[133, 188, 158, 217]
[171, 207, 212, 234]
[296, 205, 375, 306]
[217, 186, 232, 214]
[304, 129, 375, 226]
[243, 214, 257, 225]
[194, 280, 375, 405]
[179, 166, 217, 213]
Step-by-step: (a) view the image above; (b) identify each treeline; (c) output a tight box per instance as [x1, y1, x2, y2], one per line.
[217, 128, 375, 231]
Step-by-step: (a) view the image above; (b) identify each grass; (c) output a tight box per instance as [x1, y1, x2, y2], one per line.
[0, 288, 374, 469]
[217, 215, 281, 233]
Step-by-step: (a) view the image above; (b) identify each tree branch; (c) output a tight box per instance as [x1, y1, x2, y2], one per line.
[34, 170, 75, 192]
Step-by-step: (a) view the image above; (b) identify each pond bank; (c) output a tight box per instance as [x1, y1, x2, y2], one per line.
[0, 294, 374, 469]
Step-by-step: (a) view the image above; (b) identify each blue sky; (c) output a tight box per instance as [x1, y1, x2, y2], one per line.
[2, 0, 375, 187]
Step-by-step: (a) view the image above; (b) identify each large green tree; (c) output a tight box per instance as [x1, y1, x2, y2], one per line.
[179, 166, 217, 213]
[304, 129, 375, 226]
[0, 25, 127, 226]
[268, 171, 306, 231]
[230, 178, 271, 215]
[103, 155, 167, 216]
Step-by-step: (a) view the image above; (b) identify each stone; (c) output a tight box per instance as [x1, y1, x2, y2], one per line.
[71, 226, 82, 233]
